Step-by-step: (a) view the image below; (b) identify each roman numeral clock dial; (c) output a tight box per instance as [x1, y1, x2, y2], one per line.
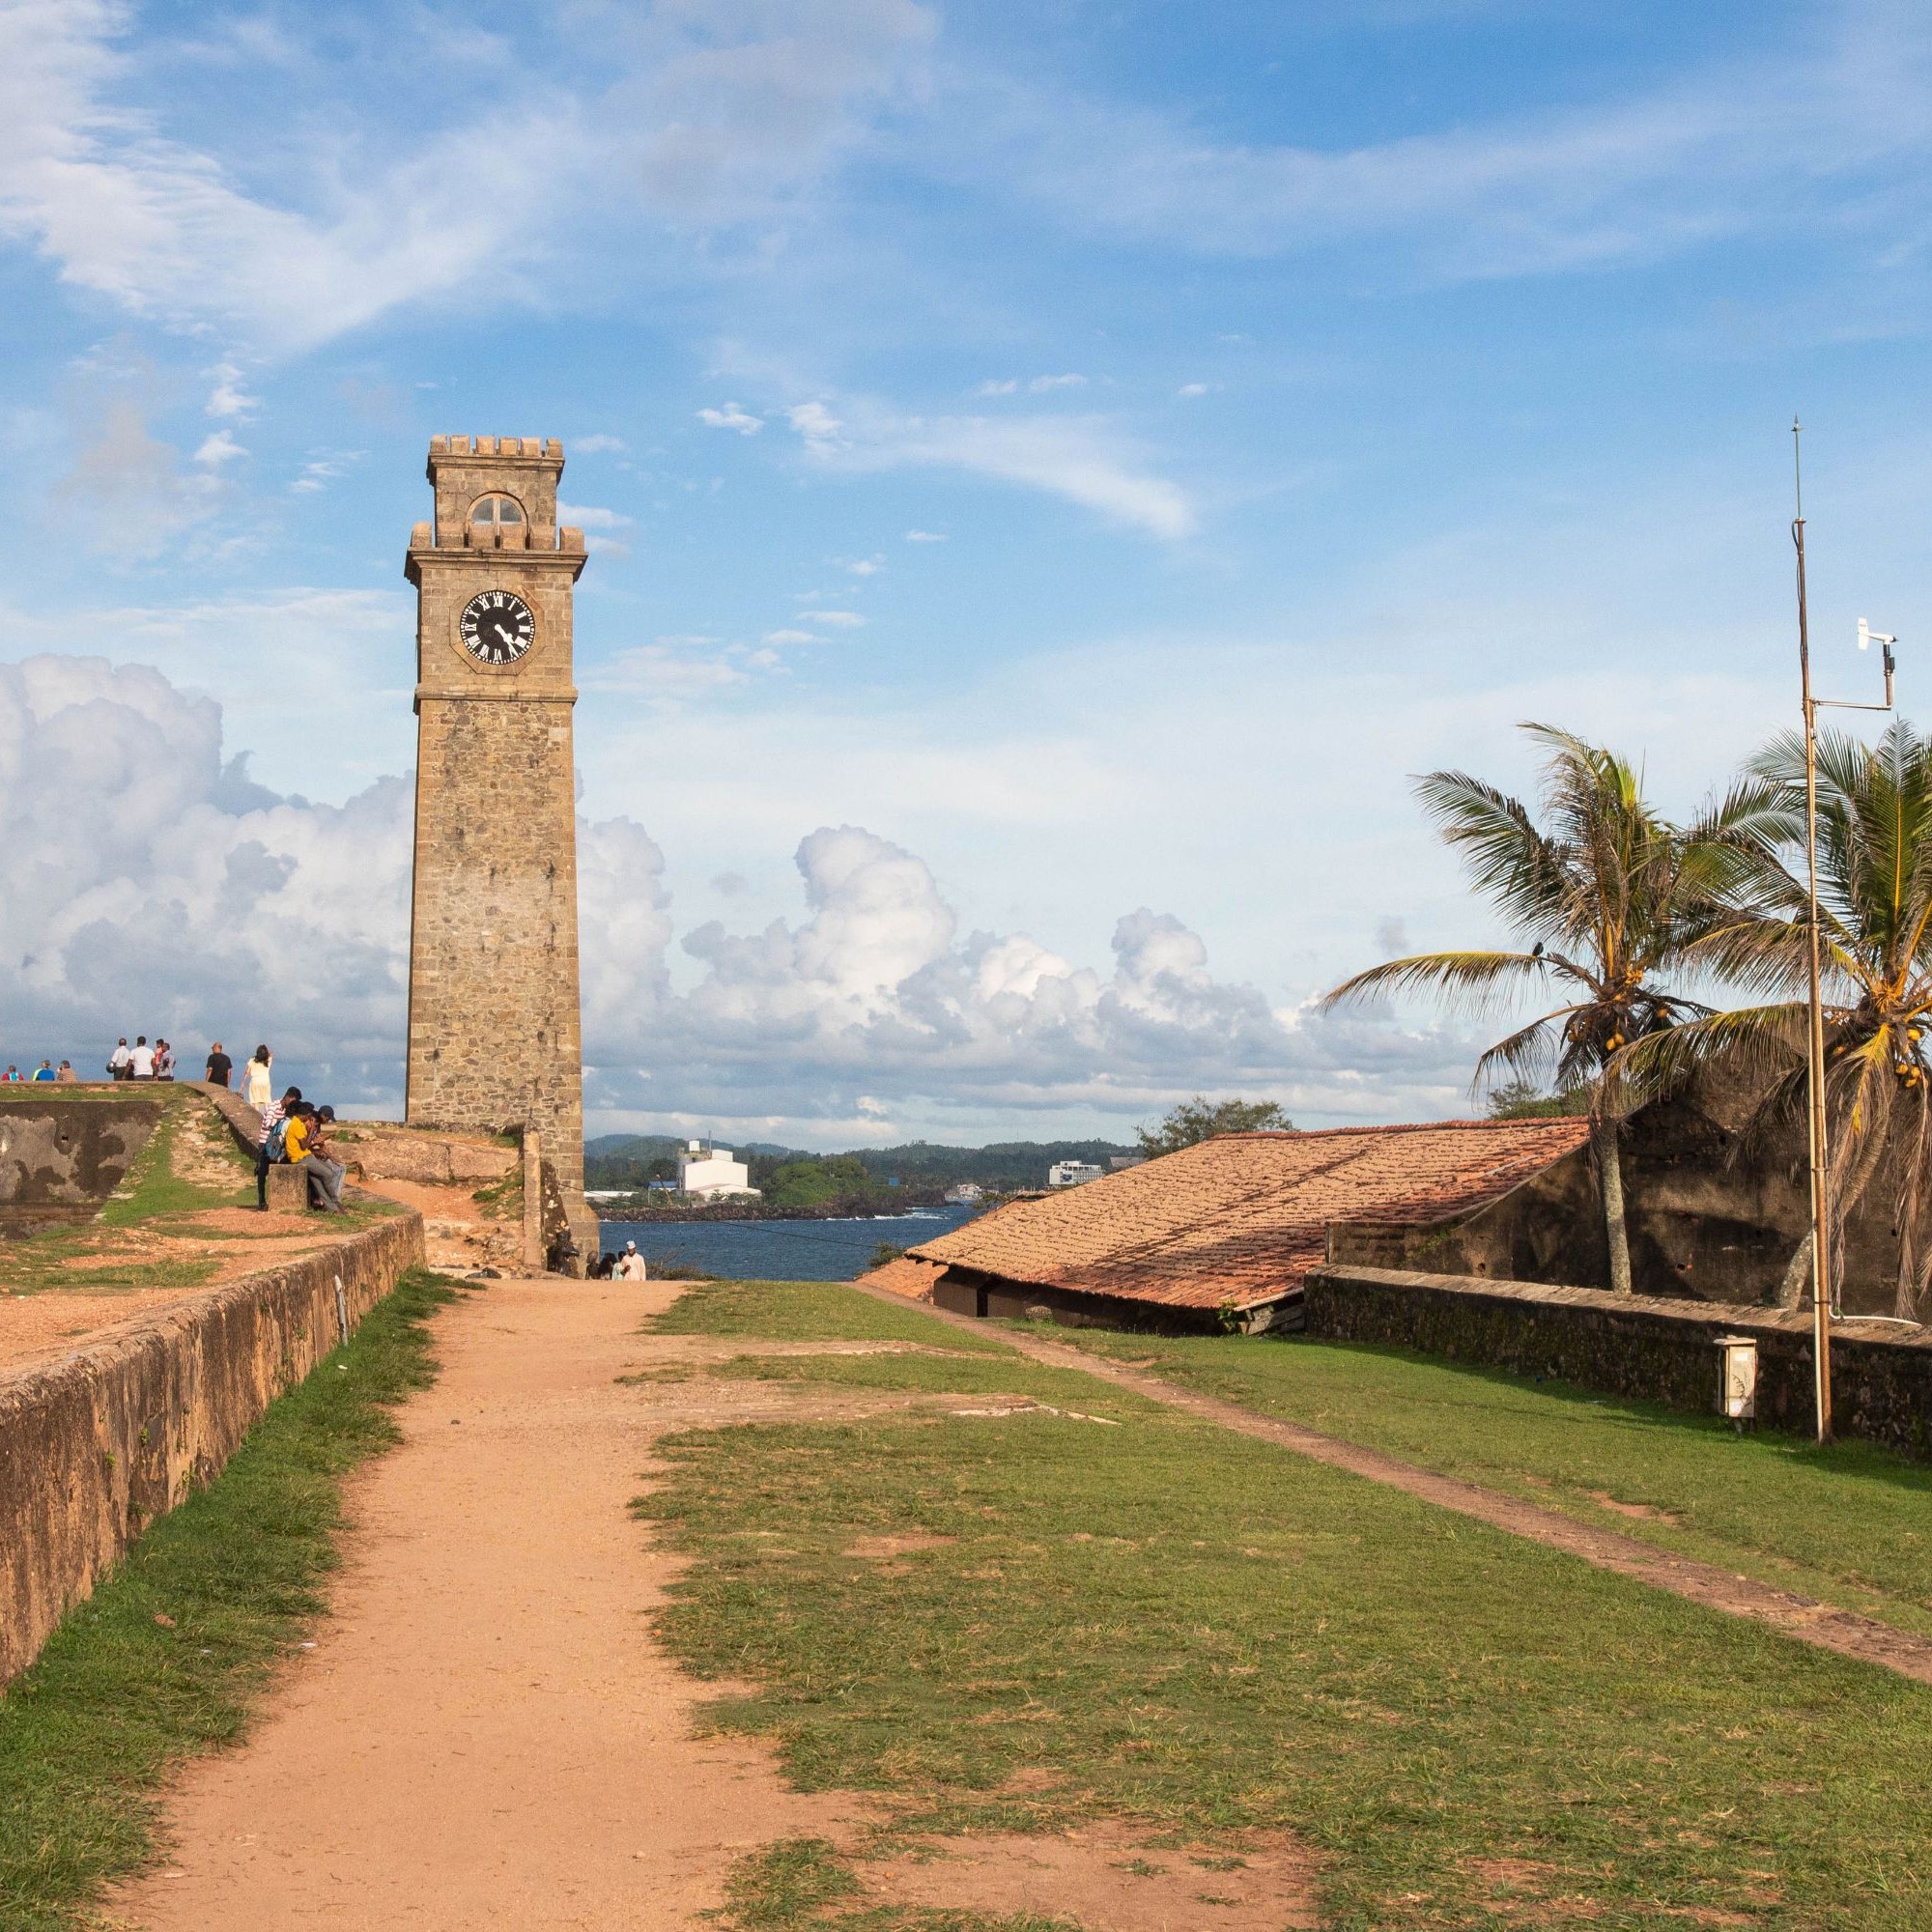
[458, 590, 536, 665]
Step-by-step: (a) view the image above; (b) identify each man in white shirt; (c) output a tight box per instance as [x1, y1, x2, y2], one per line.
[613, 1241, 649, 1281]
[107, 1037, 131, 1080]
[128, 1037, 156, 1079]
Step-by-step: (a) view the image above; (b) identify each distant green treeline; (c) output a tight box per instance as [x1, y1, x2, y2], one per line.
[583, 1134, 1135, 1203]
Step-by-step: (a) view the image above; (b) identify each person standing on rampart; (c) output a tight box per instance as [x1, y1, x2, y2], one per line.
[107, 1037, 131, 1080]
[205, 1042, 233, 1089]
[243, 1046, 274, 1121]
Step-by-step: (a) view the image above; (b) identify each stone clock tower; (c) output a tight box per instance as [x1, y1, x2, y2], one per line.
[404, 436, 598, 1267]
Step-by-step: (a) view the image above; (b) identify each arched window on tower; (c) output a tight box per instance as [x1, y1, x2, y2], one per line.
[468, 493, 527, 548]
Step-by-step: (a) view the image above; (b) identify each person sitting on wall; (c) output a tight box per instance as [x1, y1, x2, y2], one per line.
[107, 1037, 131, 1080]
[282, 1104, 336, 1215]
[292, 1105, 347, 1214]
[54, 1061, 76, 1082]
[256, 1085, 301, 1210]
[205, 1041, 233, 1089]
[31, 1060, 55, 1082]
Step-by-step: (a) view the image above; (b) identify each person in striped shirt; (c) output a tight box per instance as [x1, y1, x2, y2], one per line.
[256, 1086, 301, 1210]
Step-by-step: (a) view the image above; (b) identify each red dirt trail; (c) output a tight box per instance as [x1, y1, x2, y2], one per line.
[105, 1275, 862, 1931]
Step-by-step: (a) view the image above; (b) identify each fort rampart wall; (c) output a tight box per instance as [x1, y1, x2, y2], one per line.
[1304, 1264, 1932, 1459]
[0, 1208, 423, 1685]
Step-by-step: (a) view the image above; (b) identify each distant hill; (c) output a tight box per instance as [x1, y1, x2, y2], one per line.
[583, 1134, 1135, 1193]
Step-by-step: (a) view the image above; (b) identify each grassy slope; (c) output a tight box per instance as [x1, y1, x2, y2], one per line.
[2, 1088, 400, 1297]
[0, 1267, 457, 1932]
[641, 1283, 1932, 1932]
[1045, 1327, 1932, 1642]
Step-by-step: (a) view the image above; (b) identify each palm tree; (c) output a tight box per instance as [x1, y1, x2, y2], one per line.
[1323, 724, 1735, 1295]
[1619, 722, 1932, 1321]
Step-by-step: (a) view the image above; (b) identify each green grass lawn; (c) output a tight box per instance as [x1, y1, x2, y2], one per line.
[649, 1278, 1010, 1350]
[0, 1267, 457, 1932]
[641, 1282, 1932, 1932]
[1042, 1325, 1932, 1643]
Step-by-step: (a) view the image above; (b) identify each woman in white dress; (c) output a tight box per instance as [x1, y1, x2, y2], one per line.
[242, 1045, 274, 1122]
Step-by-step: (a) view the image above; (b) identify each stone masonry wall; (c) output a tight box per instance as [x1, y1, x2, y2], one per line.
[0, 1095, 165, 1218]
[0, 1209, 423, 1685]
[407, 695, 587, 1210]
[1304, 1263, 1932, 1458]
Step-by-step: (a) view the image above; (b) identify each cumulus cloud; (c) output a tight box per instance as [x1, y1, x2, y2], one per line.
[696, 402, 763, 434]
[0, 654, 412, 1097]
[0, 656, 1474, 1132]
[192, 430, 244, 467]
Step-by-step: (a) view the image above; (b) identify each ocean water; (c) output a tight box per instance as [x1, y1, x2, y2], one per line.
[595, 1203, 980, 1282]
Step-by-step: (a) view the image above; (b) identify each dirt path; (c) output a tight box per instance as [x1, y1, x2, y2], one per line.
[105, 1276, 867, 1931]
[866, 1289, 1932, 1687]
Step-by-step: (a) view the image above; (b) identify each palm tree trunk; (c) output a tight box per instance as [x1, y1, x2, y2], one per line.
[1776, 1231, 1814, 1310]
[1595, 1113, 1634, 1296]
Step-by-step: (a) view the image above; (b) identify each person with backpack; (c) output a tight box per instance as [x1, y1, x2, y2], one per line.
[256, 1086, 301, 1210]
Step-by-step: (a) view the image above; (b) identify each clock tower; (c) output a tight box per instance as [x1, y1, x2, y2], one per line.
[404, 436, 598, 1268]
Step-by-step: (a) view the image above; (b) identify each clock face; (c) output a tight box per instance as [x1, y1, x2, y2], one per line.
[458, 590, 536, 666]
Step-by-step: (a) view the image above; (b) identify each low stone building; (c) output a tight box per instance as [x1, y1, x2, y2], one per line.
[871, 1118, 1593, 1332]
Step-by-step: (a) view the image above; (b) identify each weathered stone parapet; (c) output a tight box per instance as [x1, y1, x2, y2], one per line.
[1304, 1264, 1932, 1458]
[0, 1209, 424, 1685]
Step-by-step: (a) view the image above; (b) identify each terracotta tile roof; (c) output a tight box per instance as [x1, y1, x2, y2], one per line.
[906, 1119, 1592, 1313]
[857, 1254, 946, 1301]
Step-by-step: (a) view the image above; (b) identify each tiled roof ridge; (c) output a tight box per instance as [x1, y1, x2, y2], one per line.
[1209, 1117, 1589, 1144]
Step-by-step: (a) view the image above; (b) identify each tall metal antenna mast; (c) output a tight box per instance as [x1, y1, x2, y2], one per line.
[1792, 418, 1833, 1444]
[1790, 419, 1902, 1442]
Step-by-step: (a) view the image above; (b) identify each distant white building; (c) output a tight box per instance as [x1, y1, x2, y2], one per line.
[676, 1141, 760, 1201]
[1047, 1161, 1105, 1188]
[944, 1181, 984, 1204]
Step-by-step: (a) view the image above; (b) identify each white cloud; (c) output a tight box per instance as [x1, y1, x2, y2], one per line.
[587, 641, 747, 696]
[205, 360, 256, 419]
[696, 402, 764, 435]
[289, 451, 360, 494]
[1177, 382, 1208, 398]
[192, 430, 244, 467]
[762, 627, 818, 645]
[798, 609, 865, 628]
[976, 374, 1088, 396]
[965, 14, 1932, 280]
[572, 433, 627, 453]
[785, 400, 843, 446]
[784, 390, 1190, 537]
[557, 501, 631, 530]
[905, 529, 946, 542]
[780, 389, 1193, 539]
[0, 0, 938, 353]
[0, 653, 1473, 1134]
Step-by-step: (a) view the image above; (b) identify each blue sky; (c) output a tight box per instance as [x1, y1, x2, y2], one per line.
[2, 0, 1928, 1144]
